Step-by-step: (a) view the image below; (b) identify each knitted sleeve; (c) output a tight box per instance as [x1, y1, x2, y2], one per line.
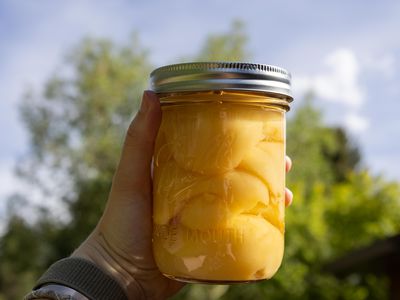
[24, 257, 128, 300]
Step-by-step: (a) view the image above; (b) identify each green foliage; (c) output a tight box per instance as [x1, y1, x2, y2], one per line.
[195, 20, 250, 61]
[19, 35, 152, 242]
[1, 35, 153, 299]
[286, 94, 360, 189]
[20, 35, 151, 181]
[0, 213, 63, 299]
[1, 21, 399, 300]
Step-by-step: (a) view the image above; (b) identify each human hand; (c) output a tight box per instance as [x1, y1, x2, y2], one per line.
[72, 91, 293, 300]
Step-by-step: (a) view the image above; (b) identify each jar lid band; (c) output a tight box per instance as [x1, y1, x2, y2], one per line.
[150, 62, 293, 102]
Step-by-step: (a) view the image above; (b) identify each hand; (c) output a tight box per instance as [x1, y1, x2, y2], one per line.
[73, 91, 294, 300]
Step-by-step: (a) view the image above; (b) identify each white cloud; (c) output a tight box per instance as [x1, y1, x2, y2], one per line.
[293, 48, 364, 108]
[344, 112, 369, 133]
[292, 48, 370, 134]
[363, 53, 396, 78]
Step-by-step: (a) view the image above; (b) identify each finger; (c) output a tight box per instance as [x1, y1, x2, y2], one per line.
[112, 91, 161, 197]
[285, 188, 293, 207]
[285, 155, 292, 173]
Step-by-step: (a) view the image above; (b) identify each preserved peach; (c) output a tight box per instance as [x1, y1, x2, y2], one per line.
[153, 215, 284, 281]
[239, 142, 285, 201]
[162, 102, 265, 175]
[153, 101, 285, 282]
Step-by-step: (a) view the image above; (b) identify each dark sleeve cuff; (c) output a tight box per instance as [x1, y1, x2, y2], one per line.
[34, 257, 128, 300]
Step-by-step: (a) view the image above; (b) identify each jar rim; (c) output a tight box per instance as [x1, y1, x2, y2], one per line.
[150, 62, 293, 103]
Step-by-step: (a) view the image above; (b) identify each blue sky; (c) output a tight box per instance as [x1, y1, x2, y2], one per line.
[1, 0, 400, 222]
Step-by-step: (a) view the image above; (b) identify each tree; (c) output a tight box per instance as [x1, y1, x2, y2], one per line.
[20, 35, 152, 244]
[286, 94, 361, 188]
[1, 20, 399, 300]
[195, 20, 249, 61]
[1, 36, 153, 299]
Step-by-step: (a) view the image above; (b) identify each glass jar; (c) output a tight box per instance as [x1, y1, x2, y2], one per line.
[150, 62, 293, 283]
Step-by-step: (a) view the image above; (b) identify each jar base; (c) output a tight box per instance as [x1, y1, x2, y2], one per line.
[163, 273, 267, 284]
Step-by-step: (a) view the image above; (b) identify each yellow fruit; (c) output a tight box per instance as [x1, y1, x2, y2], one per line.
[153, 101, 286, 281]
[244, 202, 285, 234]
[214, 214, 284, 280]
[162, 104, 264, 175]
[153, 225, 189, 277]
[153, 215, 284, 281]
[153, 130, 172, 168]
[154, 165, 270, 228]
[180, 194, 230, 230]
[154, 215, 284, 281]
[180, 170, 269, 229]
[262, 111, 285, 143]
[239, 142, 285, 202]
[153, 160, 207, 224]
[226, 170, 270, 213]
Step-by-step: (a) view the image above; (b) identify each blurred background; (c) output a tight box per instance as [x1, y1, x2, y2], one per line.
[1, 1, 400, 299]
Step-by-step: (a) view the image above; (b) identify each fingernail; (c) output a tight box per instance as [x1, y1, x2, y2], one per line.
[285, 188, 293, 207]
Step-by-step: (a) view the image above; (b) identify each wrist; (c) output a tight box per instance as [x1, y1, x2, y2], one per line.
[72, 229, 144, 300]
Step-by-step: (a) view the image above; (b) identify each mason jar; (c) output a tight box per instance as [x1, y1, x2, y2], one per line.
[150, 62, 293, 283]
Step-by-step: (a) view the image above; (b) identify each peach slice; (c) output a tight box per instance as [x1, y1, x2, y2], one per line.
[162, 104, 264, 175]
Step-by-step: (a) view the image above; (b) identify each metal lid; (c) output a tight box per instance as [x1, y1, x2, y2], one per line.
[150, 62, 293, 101]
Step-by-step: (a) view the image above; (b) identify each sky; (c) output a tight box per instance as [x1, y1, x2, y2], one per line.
[1, 0, 400, 225]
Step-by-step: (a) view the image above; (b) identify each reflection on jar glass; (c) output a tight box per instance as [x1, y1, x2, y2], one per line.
[150, 62, 293, 283]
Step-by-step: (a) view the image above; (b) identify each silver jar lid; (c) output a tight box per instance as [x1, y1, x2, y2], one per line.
[150, 62, 293, 101]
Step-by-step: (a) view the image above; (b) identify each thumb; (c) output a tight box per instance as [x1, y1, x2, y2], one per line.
[112, 91, 161, 196]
